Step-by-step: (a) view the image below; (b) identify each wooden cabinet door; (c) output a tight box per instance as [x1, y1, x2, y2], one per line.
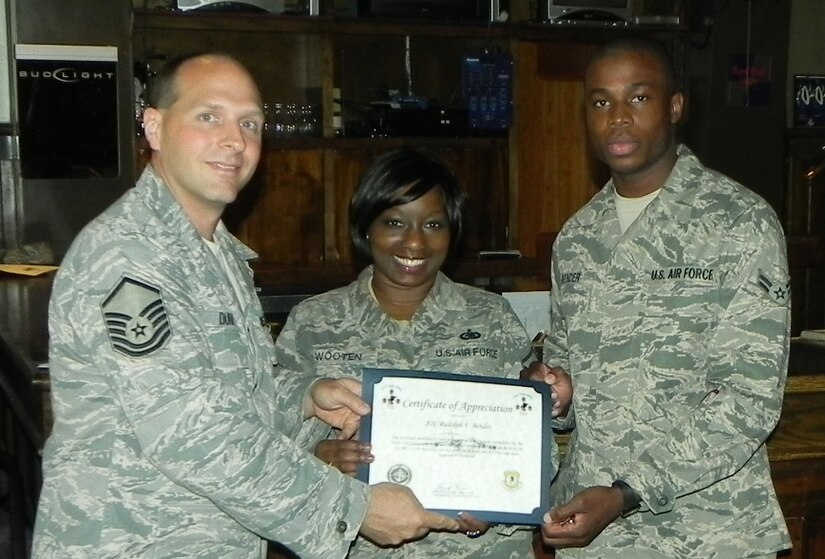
[511, 40, 607, 257]
[225, 149, 326, 264]
[772, 459, 825, 559]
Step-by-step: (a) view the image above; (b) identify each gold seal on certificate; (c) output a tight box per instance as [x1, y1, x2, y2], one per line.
[357, 368, 554, 525]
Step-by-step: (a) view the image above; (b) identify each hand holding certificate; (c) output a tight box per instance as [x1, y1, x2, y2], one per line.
[357, 368, 554, 525]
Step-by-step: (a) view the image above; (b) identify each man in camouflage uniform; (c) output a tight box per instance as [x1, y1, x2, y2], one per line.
[536, 36, 792, 558]
[32, 53, 457, 559]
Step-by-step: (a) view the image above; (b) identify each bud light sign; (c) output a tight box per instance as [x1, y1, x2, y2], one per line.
[15, 44, 118, 179]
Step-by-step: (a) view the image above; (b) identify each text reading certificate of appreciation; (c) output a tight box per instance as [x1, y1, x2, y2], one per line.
[357, 368, 553, 525]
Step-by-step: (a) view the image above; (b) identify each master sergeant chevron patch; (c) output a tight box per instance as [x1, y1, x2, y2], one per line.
[101, 275, 172, 358]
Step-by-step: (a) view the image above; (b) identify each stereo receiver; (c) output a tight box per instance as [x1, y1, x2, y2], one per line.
[176, 0, 285, 13]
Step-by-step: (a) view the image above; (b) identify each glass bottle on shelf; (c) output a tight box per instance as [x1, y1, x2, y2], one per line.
[265, 102, 287, 139]
[298, 104, 319, 137]
[284, 103, 299, 137]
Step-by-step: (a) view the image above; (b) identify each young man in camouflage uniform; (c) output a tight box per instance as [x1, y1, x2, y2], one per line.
[32, 53, 458, 559]
[529, 36, 792, 558]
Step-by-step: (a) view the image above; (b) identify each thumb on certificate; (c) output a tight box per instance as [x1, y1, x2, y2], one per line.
[520, 361, 551, 382]
[423, 510, 460, 532]
[336, 414, 361, 440]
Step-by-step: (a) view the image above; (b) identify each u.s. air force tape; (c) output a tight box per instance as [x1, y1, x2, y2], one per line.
[101, 275, 172, 358]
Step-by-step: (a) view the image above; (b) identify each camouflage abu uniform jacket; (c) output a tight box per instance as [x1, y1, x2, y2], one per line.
[33, 166, 369, 559]
[275, 267, 553, 558]
[545, 145, 792, 558]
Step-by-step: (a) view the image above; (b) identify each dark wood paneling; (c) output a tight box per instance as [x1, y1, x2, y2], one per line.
[224, 149, 326, 264]
[787, 235, 825, 336]
[785, 131, 825, 335]
[773, 459, 825, 559]
[769, 376, 825, 461]
[512, 41, 605, 258]
[226, 140, 510, 271]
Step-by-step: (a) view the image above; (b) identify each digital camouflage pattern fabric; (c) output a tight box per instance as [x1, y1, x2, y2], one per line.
[545, 145, 792, 558]
[275, 267, 553, 558]
[33, 166, 370, 559]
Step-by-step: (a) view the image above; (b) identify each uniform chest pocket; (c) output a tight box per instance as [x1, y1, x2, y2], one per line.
[197, 309, 251, 373]
[636, 282, 718, 405]
[557, 280, 593, 324]
[640, 279, 718, 333]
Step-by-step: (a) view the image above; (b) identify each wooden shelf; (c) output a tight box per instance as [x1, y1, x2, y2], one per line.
[133, 9, 513, 38]
[133, 9, 686, 41]
[261, 135, 508, 150]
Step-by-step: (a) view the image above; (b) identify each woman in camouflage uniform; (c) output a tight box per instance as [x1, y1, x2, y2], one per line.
[275, 147, 556, 558]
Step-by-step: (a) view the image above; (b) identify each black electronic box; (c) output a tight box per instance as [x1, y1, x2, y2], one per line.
[358, 0, 504, 21]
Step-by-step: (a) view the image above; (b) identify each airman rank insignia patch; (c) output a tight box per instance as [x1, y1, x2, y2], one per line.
[101, 275, 172, 358]
[757, 269, 791, 306]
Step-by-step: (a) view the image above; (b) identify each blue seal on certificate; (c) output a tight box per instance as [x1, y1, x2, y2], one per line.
[388, 464, 412, 485]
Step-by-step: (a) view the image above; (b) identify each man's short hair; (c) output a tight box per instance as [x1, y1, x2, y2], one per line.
[148, 52, 238, 109]
[588, 35, 680, 94]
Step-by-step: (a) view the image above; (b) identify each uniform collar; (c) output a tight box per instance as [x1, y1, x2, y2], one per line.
[137, 165, 258, 262]
[350, 266, 465, 330]
[571, 144, 700, 231]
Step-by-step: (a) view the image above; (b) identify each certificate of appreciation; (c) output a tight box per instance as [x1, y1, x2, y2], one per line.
[357, 368, 553, 525]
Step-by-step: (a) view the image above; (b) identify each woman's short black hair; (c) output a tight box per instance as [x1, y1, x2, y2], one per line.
[349, 147, 467, 260]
